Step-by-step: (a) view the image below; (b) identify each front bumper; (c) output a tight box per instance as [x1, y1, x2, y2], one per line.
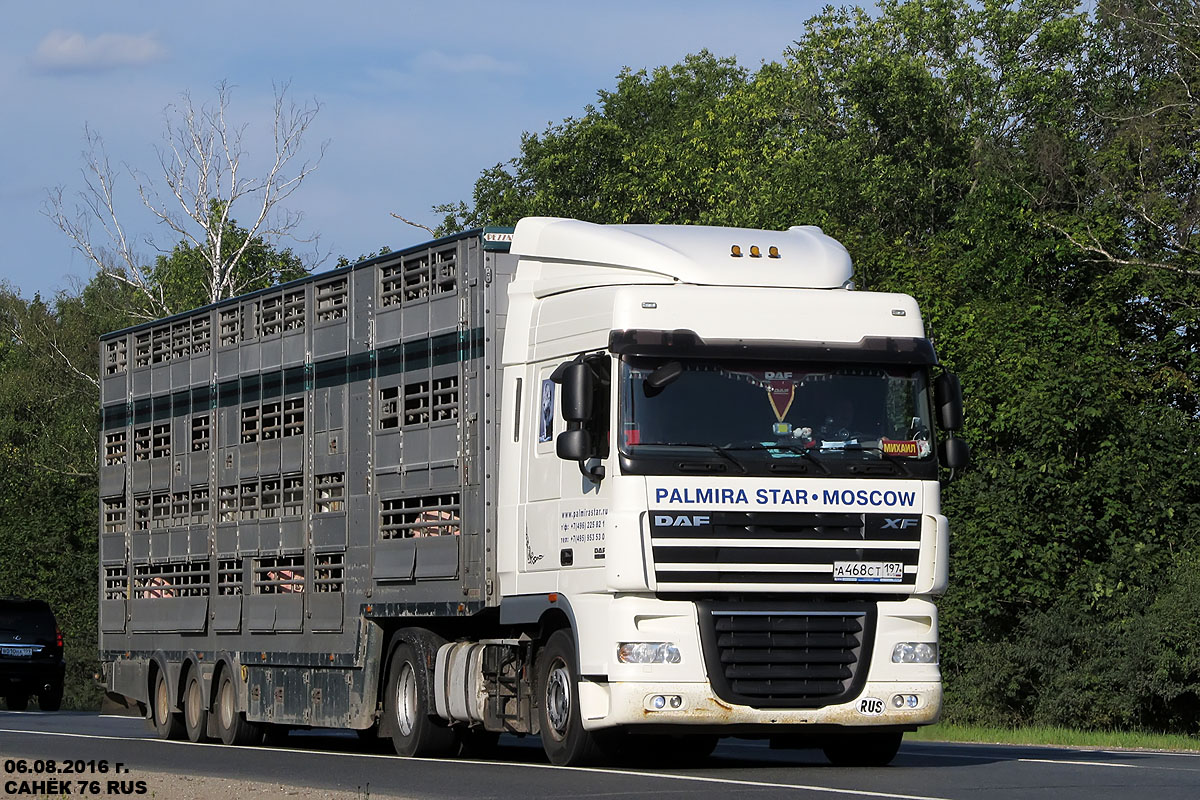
[578, 678, 941, 732]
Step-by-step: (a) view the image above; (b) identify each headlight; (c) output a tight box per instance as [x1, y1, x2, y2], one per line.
[891, 642, 938, 663]
[617, 642, 681, 664]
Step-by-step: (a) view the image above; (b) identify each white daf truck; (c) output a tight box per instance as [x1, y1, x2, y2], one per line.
[98, 217, 966, 766]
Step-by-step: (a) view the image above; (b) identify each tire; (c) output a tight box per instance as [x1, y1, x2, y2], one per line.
[37, 683, 63, 712]
[384, 642, 457, 758]
[215, 669, 261, 746]
[151, 670, 184, 740]
[822, 731, 903, 767]
[536, 629, 613, 766]
[183, 672, 210, 743]
[5, 692, 29, 711]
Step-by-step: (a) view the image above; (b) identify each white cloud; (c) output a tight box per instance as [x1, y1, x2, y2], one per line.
[31, 30, 167, 73]
[412, 50, 524, 77]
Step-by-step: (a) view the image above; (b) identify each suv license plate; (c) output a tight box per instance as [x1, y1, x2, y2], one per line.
[833, 561, 904, 583]
[1, 646, 34, 657]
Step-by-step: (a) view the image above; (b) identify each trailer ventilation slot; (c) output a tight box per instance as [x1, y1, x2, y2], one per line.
[104, 566, 128, 599]
[380, 494, 461, 539]
[133, 560, 210, 599]
[254, 556, 304, 594]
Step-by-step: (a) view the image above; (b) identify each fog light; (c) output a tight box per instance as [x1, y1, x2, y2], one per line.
[892, 694, 905, 708]
[652, 695, 667, 709]
[907, 694, 919, 708]
[669, 695, 683, 709]
[618, 642, 682, 664]
[891, 642, 938, 663]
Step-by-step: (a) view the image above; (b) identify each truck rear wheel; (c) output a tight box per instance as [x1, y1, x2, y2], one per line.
[822, 731, 903, 766]
[6, 692, 29, 711]
[151, 670, 184, 740]
[183, 672, 210, 743]
[385, 642, 457, 758]
[537, 630, 613, 766]
[215, 670, 261, 746]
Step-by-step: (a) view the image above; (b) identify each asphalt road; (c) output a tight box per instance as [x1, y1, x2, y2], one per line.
[2, 710, 1199, 800]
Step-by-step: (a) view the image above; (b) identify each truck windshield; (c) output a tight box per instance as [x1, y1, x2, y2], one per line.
[618, 356, 936, 477]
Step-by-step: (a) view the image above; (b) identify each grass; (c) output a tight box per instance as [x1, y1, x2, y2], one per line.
[909, 722, 1200, 752]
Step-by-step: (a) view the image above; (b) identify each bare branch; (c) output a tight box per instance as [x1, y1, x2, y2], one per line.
[391, 212, 438, 237]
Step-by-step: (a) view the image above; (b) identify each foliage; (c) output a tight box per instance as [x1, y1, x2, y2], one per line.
[149, 205, 309, 314]
[444, 0, 1200, 732]
[0, 225, 308, 708]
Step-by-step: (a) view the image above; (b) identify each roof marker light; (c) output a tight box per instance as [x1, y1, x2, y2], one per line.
[749, 245, 762, 258]
[768, 246, 781, 259]
[730, 245, 743, 258]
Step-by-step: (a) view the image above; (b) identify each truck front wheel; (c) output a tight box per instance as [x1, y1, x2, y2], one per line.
[385, 642, 457, 758]
[537, 630, 613, 766]
[822, 731, 903, 766]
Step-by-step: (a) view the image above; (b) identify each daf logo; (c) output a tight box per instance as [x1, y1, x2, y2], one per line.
[654, 514, 711, 527]
[881, 518, 919, 530]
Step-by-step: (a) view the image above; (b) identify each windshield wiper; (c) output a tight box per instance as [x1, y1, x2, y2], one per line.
[651, 442, 748, 473]
[722, 442, 830, 473]
[840, 444, 913, 474]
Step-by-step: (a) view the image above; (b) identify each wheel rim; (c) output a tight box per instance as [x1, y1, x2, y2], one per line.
[545, 658, 571, 738]
[219, 679, 234, 730]
[186, 680, 201, 730]
[395, 662, 417, 737]
[155, 676, 169, 726]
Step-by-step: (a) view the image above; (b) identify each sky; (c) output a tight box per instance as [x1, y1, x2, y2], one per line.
[0, 1, 833, 300]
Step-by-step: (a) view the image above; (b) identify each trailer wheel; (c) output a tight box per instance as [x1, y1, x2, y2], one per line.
[385, 642, 457, 757]
[822, 731, 903, 766]
[215, 670, 261, 746]
[151, 670, 184, 740]
[183, 672, 210, 743]
[536, 630, 612, 766]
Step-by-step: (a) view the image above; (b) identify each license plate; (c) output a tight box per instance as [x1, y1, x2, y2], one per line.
[833, 561, 904, 582]
[1, 646, 33, 657]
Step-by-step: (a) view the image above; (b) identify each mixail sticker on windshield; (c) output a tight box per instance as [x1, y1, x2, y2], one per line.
[881, 438, 932, 458]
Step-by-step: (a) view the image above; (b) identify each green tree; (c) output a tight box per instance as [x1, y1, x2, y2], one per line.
[442, 0, 1200, 731]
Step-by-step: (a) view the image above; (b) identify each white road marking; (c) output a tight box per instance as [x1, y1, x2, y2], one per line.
[0, 728, 953, 800]
[1017, 758, 1135, 769]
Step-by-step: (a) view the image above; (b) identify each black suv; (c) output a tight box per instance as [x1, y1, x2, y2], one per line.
[0, 598, 65, 711]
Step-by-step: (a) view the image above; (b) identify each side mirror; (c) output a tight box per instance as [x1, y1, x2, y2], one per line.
[934, 372, 964, 431]
[556, 429, 591, 462]
[939, 437, 970, 470]
[560, 363, 593, 422]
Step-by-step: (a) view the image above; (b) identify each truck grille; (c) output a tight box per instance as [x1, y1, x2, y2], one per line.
[698, 602, 875, 708]
[649, 511, 920, 591]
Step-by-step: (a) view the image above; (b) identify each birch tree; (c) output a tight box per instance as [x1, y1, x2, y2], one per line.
[45, 81, 326, 319]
